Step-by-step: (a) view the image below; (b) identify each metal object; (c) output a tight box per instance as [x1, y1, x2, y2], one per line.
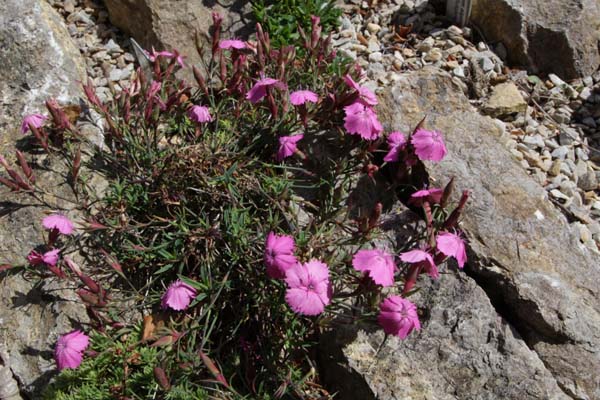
[446, 0, 473, 26]
[130, 38, 153, 77]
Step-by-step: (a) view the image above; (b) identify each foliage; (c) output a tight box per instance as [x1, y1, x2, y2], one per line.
[1, 7, 469, 400]
[252, 0, 341, 49]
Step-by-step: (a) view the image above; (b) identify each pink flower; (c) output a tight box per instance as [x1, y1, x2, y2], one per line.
[411, 129, 447, 162]
[352, 249, 397, 287]
[264, 232, 297, 279]
[156, 50, 185, 68]
[219, 39, 247, 50]
[43, 249, 60, 266]
[285, 260, 332, 316]
[343, 75, 378, 106]
[383, 131, 407, 162]
[188, 105, 213, 123]
[290, 90, 318, 106]
[161, 280, 197, 311]
[400, 249, 438, 279]
[21, 114, 47, 134]
[277, 134, 303, 161]
[437, 232, 467, 268]
[148, 80, 162, 98]
[343, 102, 383, 140]
[409, 188, 444, 206]
[377, 296, 420, 339]
[54, 330, 90, 370]
[42, 214, 74, 235]
[28, 248, 61, 266]
[246, 77, 286, 104]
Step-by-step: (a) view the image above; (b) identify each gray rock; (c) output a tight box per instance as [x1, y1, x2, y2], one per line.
[549, 73, 567, 87]
[368, 51, 383, 63]
[424, 48, 442, 62]
[320, 273, 568, 400]
[578, 171, 598, 191]
[551, 146, 569, 160]
[522, 134, 545, 149]
[479, 55, 494, 72]
[379, 68, 600, 398]
[103, 0, 252, 80]
[470, 0, 600, 79]
[483, 82, 528, 117]
[0, 0, 89, 395]
[559, 127, 578, 146]
[417, 36, 434, 53]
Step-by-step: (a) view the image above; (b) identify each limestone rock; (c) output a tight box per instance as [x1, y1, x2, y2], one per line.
[103, 0, 252, 76]
[320, 273, 569, 400]
[0, 0, 88, 395]
[483, 82, 528, 117]
[470, 0, 600, 79]
[378, 67, 600, 399]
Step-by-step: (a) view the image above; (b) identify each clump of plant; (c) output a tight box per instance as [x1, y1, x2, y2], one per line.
[251, 0, 341, 50]
[1, 12, 470, 400]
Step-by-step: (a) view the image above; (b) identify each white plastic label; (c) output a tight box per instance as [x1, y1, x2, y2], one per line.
[446, 0, 472, 26]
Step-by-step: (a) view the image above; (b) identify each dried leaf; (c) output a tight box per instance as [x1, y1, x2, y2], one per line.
[142, 315, 156, 341]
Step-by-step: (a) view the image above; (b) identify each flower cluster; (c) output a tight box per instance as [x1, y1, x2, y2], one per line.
[55, 330, 90, 370]
[0, 12, 474, 398]
[264, 233, 332, 315]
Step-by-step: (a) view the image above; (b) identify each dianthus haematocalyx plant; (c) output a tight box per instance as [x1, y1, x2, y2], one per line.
[0, 13, 470, 398]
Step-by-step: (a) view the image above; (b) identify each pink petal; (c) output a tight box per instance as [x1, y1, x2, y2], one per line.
[246, 78, 284, 104]
[383, 131, 407, 162]
[399, 249, 430, 264]
[161, 280, 197, 311]
[21, 114, 47, 134]
[277, 134, 303, 161]
[343, 75, 361, 91]
[343, 75, 377, 105]
[437, 232, 467, 268]
[400, 249, 438, 278]
[55, 330, 89, 370]
[42, 214, 74, 235]
[66, 331, 90, 352]
[265, 232, 297, 277]
[188, 105, 212, 123]
[377, 296, 420, 339]
[42, 249, 61, 266]
[246, 84, 267, 103]
[273, 253, 298, 272]
[290, 90, 318, 106]
[57, 347, 84, 370]
[219, 39, 247, 50]
[304, 259, 329, 283]
[343, 102, 382, 140]
[388, 131, 406, 147]
[411, 129, 447, 162]
[284, 262, 309, 288]
[409, 188, 443, 205]
[352, 249, 396, 287]
[285, 288, 325, 315]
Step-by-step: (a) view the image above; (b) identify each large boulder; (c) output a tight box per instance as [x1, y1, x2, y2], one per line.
[102, 0, 252, 73]
[470, 0, 600, 79]
[0, 0, 88, 396]
[377, 67, 600, 398]
[320, 67, 600, 399]
[320, 272, 569, 399]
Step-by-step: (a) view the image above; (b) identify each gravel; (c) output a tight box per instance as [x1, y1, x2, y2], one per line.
[48, 0, 137, 103]
[333, 0, 600, 251]
[48, 0, 600, 251]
